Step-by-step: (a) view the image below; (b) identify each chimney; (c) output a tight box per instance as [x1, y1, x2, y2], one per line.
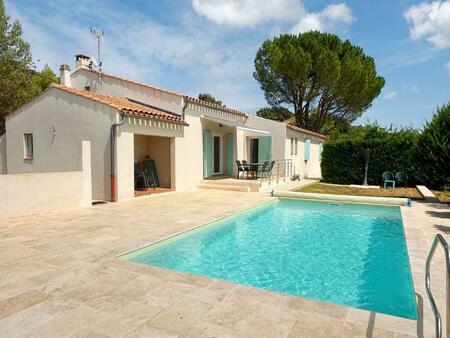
[75, 54, 91, 69]
[59, 64, 71, 87]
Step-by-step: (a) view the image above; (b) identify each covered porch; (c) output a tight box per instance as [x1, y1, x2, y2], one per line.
[201, 115, 273, 180]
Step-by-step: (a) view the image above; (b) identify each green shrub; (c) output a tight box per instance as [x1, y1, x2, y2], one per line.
[321, 125, 419, 186]
[413, 103, 450, 190]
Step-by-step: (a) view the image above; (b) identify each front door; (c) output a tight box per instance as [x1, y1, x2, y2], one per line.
[212, 134, 223, 175]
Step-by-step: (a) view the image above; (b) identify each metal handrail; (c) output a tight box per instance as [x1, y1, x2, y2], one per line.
[425, 234, 450, 338]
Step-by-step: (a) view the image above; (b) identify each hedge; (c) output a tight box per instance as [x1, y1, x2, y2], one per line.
[321, 126, 419, 186]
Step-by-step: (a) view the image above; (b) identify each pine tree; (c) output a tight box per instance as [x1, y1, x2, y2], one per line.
[0, 0, 33, 133]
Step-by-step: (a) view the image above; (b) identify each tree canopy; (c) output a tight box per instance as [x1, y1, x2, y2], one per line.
[0, 0, 57, 133]
[198, 93, 223, 106]
[256, 106, 293, 122]
[254, 31, 385, 133]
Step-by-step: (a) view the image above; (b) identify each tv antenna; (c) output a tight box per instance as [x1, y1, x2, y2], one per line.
[90, 27, 104, 82]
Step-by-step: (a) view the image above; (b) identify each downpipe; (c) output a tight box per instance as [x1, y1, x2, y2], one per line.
[110, 112, 126, 202]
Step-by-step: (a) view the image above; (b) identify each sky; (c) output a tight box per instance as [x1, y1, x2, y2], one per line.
[5, 0, 450, 128]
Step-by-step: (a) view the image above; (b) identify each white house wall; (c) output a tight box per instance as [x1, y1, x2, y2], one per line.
[71, 69, 183, 115]
[285, 129, 323, 179]
[5, 88, 116, 200]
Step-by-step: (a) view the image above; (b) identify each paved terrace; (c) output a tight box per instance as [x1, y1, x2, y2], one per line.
[0, 187, 449, 337]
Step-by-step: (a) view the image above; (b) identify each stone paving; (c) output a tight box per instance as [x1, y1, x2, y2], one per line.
[0, 186, 449, 337]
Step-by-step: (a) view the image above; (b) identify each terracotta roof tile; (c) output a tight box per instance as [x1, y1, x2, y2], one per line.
[184, 96, 248, 117]
[286, 124, 326, 140]
[52, 84, 187, 125]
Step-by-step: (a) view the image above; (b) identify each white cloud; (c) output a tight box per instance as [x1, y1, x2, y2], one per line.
[291, 3, 354, 34]
[192, 0, 302, 27]
[382, 91, 397, 100]
[404, 1, 450, 49]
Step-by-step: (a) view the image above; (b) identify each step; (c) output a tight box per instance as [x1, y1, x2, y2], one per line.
[416, 185, 440, 203]
[197, 183, 251, 192]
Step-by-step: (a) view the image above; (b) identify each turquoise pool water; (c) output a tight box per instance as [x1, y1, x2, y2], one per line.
[124, 199, 417, 319]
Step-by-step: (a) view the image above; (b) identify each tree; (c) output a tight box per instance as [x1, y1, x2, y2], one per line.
[0, 0, 34, 133]
[198, 93, 223, 106]
[256, 106, 293, 122]
[30, 64, 58, 94]
[414, 103, 450, 190]
[254, 32, 385, 133]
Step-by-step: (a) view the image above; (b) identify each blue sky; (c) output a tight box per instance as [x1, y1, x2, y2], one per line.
[6, 0, 450, 128]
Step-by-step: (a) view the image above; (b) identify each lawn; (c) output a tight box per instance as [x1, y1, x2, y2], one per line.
[296, 183, 423, 200]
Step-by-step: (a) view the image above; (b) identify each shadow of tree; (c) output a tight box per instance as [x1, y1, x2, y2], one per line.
[426, 211, 450, 219]
[434, 224, 450, 234]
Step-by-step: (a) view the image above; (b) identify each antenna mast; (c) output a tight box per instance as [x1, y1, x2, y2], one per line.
[90, 27, 104, 83]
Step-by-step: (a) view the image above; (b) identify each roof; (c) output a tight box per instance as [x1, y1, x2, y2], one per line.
[52, 84, 187, 125]
[184, 96, 247, 117]
[286, 124, 326, 140]
[73, 67, 248, 117]
[72, 67, 184, 97]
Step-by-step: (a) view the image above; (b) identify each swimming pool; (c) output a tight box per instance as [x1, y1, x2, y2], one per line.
[122, 198, 417, 319]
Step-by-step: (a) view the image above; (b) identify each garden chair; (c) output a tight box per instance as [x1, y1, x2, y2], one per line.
[382, 171, 395, 189]
[395, 171, 408, 187]
[236, 160, 245, 179]
[134, 163, 149, 190]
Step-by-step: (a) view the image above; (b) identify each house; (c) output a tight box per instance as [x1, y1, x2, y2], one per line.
[0, 54, 325, 202]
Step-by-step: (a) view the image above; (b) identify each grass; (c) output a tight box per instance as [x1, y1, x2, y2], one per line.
[432, 190, 450, 204]
[296, 183, 423, 200]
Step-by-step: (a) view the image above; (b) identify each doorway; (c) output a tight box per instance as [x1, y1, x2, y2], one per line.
[212, 134, 223, 175]
[249, 138, 259, 163]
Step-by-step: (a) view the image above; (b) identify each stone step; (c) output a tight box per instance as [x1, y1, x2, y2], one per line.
[416, 185, 439, 203]
[197, 183, 251, 192]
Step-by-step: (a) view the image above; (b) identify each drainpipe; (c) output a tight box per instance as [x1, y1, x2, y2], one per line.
[182, 100, 188, 121]
[110, 112, 126, 202]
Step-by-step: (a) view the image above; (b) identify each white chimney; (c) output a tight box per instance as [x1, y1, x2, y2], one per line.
[59, 64, 71, 87]
[75, 54, 91, 69]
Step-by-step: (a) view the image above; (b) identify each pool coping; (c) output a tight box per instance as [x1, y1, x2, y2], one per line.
[116, 196, 427, 336]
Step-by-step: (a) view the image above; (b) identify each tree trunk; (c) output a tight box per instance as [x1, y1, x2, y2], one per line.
[363, 148, 370, 186]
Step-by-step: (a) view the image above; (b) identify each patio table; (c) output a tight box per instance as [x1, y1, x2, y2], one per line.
[243, 163, 263, 179]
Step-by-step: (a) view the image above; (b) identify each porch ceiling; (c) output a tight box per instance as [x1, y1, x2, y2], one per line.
[200, 115, 270, 136]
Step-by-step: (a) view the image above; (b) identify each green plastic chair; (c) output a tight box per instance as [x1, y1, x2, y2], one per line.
[382, 171, 395, 188]
[395, 171, 408, 187]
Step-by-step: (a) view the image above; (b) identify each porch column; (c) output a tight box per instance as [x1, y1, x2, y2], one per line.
[116, 131, 135, 201]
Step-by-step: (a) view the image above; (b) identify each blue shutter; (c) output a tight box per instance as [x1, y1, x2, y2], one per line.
[258, 136, 272, 162]
[203, 130, 212, 177]
[226, 133, 233, 175]
[304, 139, 311, 161]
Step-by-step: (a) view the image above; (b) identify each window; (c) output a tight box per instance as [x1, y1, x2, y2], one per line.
[290, 137, 294, 155]
[294, 138, 298, 155]
[24, 133, 33, 160]
[304, 139, 311, 161]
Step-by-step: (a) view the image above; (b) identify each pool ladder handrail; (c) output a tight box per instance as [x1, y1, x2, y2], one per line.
[425, 234, 450, 338]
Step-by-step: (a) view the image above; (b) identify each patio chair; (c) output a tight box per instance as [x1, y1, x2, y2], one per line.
[134, 163, 149, 190]
[236, 160, 245, 179]
[144, 159, 160, 188]
[382, 171, 395, 189]
[259, 161, 271, 179]
[395, 171, 408, 187]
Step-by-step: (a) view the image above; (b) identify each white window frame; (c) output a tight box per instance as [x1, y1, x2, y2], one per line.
[23, 133, 33, 160]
